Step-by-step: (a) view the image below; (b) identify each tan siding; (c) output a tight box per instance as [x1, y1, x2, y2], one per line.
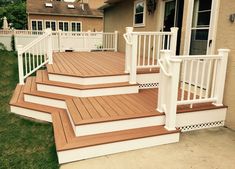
[104, 0, 162, 52]
[28, 15, 103, 31]
[89, 0, 105, 9]
[215, 0, 235, 129]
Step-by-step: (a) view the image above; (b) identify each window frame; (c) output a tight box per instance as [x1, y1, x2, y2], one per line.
[44, 20, 57, 31]
[31, 20, 43, 31]
[58, 21, 69, 31]
[133, 0, 146, 27]
[70, 21, 82, 32]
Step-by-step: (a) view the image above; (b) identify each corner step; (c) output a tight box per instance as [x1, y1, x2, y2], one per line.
[53, 110, 180, 164]
[36, 70, 139, 97]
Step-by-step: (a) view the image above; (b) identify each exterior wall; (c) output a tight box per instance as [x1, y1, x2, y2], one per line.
[215, 0, 235, 130]
[88, 0, 105, 9]
[104, 0, 163, 52]
[28, 14, 103, 32]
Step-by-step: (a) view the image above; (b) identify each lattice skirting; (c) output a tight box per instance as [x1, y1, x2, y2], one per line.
[179, 121, 225, 132]
[139, 83, 159, 89]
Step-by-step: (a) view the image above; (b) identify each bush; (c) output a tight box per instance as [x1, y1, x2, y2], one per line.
[11, 34, 15, 51]
[0, 42, 6, 50]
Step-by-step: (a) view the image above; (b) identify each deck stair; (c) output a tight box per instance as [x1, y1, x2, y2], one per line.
[10, 52, 228, 164]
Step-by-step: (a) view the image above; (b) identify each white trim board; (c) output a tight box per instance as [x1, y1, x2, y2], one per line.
[10, 105, 52, 123]
[57, 132, 179, 164]
[48, 73, 129, 85]
[37, 83, 139, 97]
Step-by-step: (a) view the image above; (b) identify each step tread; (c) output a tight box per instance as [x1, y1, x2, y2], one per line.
[36, 70, 138, 90]
[66, 90, 164, 126]
[53, 109, 179, 151]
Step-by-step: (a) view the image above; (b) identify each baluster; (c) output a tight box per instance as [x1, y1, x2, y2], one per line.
[25, 52, 28, 75]
[205, 59, 212, 98]
[152, 35, 156, 66]
[193, 59, 200, 100]
[162, 35, 165, 50]
[199, 60, 206, 99]
[187, 60, 194, 101]
[29, 49, 32, 72]
[167, 34, 170, 50]
[157, 35, 161, 62]
[142, 35, 146, 66]
[211, 59, 218, 97]
[181, 60, 187, 101]
[138, 35, 141, 66]
[33, 46, 35, 70]
[147, 35, 151, 66]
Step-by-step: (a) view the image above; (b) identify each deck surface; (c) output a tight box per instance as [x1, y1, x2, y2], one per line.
[47, 52, 126, 77]
[47, 52, 159, 77]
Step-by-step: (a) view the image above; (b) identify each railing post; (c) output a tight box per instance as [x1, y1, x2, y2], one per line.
[157, 50, 181, 131]
[58, 30, 62, 52]
[114, 31, 118, 52]
[129, 33, 138, 84]
[125, 27, 133, 73]
[170, 27, 179, 55]
[213, 49, 230, 106]
[45, 28, 53, 64]
[17, 45, 24, 85]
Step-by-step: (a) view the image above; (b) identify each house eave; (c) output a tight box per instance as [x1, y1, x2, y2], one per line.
[27, 12, 103, 18]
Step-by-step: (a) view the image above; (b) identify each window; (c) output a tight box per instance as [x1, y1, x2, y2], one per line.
[45, 21, 56, 31]
[71, 22, 82, 32]
[134, 0, 145, 27]
[58, 21, 69, 31]
[31, 20, 43, 30]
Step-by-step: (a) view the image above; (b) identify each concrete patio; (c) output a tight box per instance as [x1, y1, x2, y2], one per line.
[61, 127, 235, 169]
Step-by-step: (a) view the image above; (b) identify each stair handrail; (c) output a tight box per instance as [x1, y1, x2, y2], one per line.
[17, 28, 53, 85]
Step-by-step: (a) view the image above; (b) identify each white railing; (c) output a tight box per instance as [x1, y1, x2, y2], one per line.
[17, 29, 52, 85]
[58, 31, 118, 52]
[0, 29, 118, 52]
[123, 27, 178, 84]
[157, 49, 230, 130]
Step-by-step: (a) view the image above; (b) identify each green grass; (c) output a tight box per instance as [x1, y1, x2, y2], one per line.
[0, 50, 59, 169]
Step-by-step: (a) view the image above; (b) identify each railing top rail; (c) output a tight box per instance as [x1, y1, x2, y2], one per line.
[171, 55, 221, 60]
[131, 31, 173, 35]
[19, 31, 51, 54]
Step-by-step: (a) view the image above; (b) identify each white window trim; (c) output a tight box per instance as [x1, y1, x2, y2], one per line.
[58, 21, 70, 31]
[70, 21, 83, 32]
[184, 0, 220, 55]
[133, 0, 146, 28]
[44, 20, 57, 31]
[31, 20, 43, 30]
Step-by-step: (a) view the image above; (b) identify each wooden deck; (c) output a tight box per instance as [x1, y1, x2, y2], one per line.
[47, 52, 159, 77]
[47, 52, 127, 77]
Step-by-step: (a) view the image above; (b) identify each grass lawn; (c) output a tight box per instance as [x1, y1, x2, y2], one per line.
[0, 50, 59, 169]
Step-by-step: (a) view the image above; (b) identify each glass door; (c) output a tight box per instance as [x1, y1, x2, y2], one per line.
[189, 0, 212, 55]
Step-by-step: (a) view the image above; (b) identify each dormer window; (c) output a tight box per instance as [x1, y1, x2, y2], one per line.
[68, 4, 75, 9]
[45, 3, 53, 8]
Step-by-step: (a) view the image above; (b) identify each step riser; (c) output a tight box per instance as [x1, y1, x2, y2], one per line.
[48, 73, 160, 86]
[57, 133, 180, 164]
[10, 106, 52, 122]
[48, 73, 129, 85]
[37, 84, 139, 97]
[74, 116, 165, 136]
[24, 94, 67, 109]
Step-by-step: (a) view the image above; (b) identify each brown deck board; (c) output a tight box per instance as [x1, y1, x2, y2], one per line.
[47, 52, 155, 77]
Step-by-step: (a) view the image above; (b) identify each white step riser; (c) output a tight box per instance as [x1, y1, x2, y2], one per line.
[74, 116, 165, 136]
[10, 106, 52, 122]
[48, 73, 160, 86]
[57, 133, 180, 164]
[48, 73, 129, 85]
[37, 84, 139, 97]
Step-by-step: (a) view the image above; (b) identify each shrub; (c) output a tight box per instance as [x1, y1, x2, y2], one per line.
[0, 42, 6, 50]
[11, 34, 15, 51]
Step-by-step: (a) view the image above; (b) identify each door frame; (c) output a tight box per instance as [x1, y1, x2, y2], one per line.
[183, 0, 220, 55]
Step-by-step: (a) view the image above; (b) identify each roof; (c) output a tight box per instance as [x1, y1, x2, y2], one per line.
[27, 0, 103, 18]
[99, 0, 124, 10]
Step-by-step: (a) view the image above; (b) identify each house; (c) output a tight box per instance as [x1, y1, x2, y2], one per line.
[100, 0, 235, 130]
[9, 0, 233, 165]
[26, 0, 104, 32]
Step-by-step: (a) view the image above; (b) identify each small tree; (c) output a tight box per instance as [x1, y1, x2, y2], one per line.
[11, 34, 15, 51]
